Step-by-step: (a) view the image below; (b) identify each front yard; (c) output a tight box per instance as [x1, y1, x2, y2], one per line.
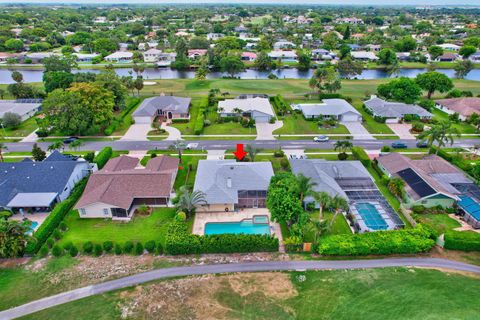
[431, 108, 477, 134]
[274, 114, 349, 135]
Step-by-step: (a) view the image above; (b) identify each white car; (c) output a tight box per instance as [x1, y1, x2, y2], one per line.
[313, 135, 329, 142]
[186, 143, 199, 150]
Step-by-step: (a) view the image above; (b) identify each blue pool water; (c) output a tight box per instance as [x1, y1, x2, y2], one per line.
[205, 219, 270, 235]
[27, 221, 39, 234]
[355, 203, 388, 230]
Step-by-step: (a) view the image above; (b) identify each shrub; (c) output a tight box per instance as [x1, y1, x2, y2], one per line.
[94, 147, 113, 169]
[25, 178, 88, 255]
[103, 241, 114, 253]
[165, 221, 278, 255]
[134, 242, 144, 255]
[51, 244, 63, 257]
[52, 229, 62, 240]
[62, 241, 73, 251]
[83, 241, 94, 254]
[318, 225, 436, 256]
[381, 146, 391, 152]
[38, 245, 49, 257]
[0, 210, 13, 219]
[337, 152, 348, 160]
[84, 152, 95, 162]
[58, 221, 68, 231]
[145, 240, 156, 253]
[273, 150, 284, 158]
[444, 231, 480, 251]
[411, 122, 424, 132]
[123, 241, 134, 254]
[176, 211, 187, 222]
[280, 157, 290, 170]
[156, 242, 164, 255]
[93, 244, 103, 257]
[114, 243, 123, 255]
[46, 237, 55, 248]
[103, 97, 140, 135]
[69, 245, 78, 257]
[351, 147, 370, 167]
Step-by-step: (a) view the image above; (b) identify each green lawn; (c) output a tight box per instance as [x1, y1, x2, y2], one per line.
[203, 122, 257, 135]
[2, 116, 38, 138]
[58, 208, 178, 247]
[431, 109, 477, 134]
[274, 114, 349, 135]
[416, 214, 462, 235]
[21, 268, 480, 320]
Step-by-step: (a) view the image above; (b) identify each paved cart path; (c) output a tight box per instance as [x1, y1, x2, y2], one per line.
[1, 258, 480, 320]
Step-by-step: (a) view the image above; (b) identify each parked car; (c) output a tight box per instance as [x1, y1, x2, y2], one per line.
[416, 140, 429, 148]
[391, 141, 408, 149]
[313, 135, 329, 142]
[63, 137, 79, 144]
[186, 143, 199, 150]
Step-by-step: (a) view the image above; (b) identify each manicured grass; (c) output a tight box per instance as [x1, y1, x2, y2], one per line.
[431, 108, 477, 134]
[2, 116, 38, 137]
[174, 155, 206, 190]
[274, 114, 349, 135]
[203, 122, 257, 135]
[58, 208, 178, 247]
[22, 268, 480, 319]
[416, 213, 462, 235]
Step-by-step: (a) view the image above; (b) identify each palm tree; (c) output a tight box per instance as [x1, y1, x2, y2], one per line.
[0, 219, 29, 258]
[175, 185, 207, 218]
[296, 173, 317, 204]
[245, 144, 261, 162]
[0, 142, 7, 162]
[48, 141, 64, 152]
[334, 140, 353, 160]
[69, 139, 84, 152]
[388, 178, 405, 200]
[328, 195, 349, 231]
[169, 140, 186, 163]
[307, 219, 328, 245]
[417, 121, 461, 154]
[312, 191, 331, 221]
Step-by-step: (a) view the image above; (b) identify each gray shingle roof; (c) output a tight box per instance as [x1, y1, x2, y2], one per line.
[295, 99, 361, 117]
[0, 155, 88, 207]
[193, 160, 274, 204]
[133, 96, 191, 117]
[364, 97, 432, 118]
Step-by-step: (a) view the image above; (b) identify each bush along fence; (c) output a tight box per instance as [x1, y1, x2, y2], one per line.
[194, 98, 208, 135]
[318, 224, 436, 256]
[444, 231, 480, 252]
[104, 97, 141, 136]
[94, 146, 113, 169]
[165, 221, 279, 255]
[25, 178, 88, 255]
[269, 94, 291, 116]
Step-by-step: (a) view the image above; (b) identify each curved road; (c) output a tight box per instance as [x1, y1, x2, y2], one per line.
[1, 258, 480, 320]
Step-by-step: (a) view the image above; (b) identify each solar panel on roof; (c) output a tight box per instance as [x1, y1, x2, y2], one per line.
[397, 168, 436, 198]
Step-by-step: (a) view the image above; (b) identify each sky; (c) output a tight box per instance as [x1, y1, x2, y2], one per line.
[0, 0, 477, 5]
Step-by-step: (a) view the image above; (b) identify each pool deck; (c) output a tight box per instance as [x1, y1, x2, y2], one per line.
[193, 208, 284, 252]
[9, 212, 49, 232]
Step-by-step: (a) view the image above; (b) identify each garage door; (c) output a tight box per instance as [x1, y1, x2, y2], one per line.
[254, 116, 270, 123]
[340, 113, 360, 122]
[134, 116, 152, 124]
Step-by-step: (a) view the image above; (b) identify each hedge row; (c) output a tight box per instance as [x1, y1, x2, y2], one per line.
[318, 224, 436, 256]
[269, 95, 290, 115]
[193, 98, 208, 135]
[444, 231, 480, 252]
[351, 146, 371, 167]
[25, 179, 88, 255]
[94, 147, 113, 169]
[165, 221, 279, 255]
[104, 97, 141, 136]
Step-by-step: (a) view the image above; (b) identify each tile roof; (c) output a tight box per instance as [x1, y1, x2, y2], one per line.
[295, 99, 361, 117]
[435, 98, 480, 117]
[75, 155, 179, 209]
[0, 100, 41, 118]
[218, 97, 274, 117]
[364, 97, 432, 118]
[193, 160, 274, 205]
[133, 96, 191, 117]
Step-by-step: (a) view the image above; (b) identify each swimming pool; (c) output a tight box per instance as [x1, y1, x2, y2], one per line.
[354, 203, 388, 231]
[205, 218, 270, 235]
[27, 221, 39, 234]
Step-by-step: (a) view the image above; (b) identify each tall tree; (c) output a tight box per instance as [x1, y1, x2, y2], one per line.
[296, 173, 317, 204]
[417, 121, 461, 154]
[312, 191, 331, 221]
[169, 140, 186, 163]
[175, 185, 207, 218]
[31, 143, 46, 161]
[416, 72, 454, 99]
[336, 57, 363, 78]
[377, 77, 422, 104]
[220, 55, 244, 78]
[328, 195, 349, 231]
[454, 60, 474, 79]
[334, 140, 353, 160]
[245, 144, 261, 162]
[309, 65, 341, 95]
[0, 219, 29, 258]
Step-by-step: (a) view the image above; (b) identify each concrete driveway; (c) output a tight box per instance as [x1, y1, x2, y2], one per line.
[387, 123, 415, 140]
[120, 124, 151, 141]
[256, 120, 283, 140]
[161, 122, 182, 141]
[341, 121, 374, 140]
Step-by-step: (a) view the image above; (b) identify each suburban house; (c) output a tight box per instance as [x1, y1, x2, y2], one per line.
[293, 99, 362, 122]
[188, 49, 207, 60]
[273, 40, 296, 50]
[0, 99, 42, 121]
[351, 51, 379, 61]
[364, 96, 433, 123]
[311, 49, 336, 61]
[0, 152, 93, 213]
[290, 159, 404, 232]
[376, 153, 468, 208]
[156, 52, 176, 67]
[142, 48, 162, 62]
[73, 53, 100, 63]
[207, 33, 225, 41]
[104, 51, 133, 63]
[193, 160, 274, 212]
[268, 50, 298, 62]
[435, 53, 459, 62]
[241, 52, 257, 61]
[469, 52, 480, 63]
[75, 155, 179, 220]
[435, 97, 480, 120]
[132, 95, 191, 124]
[25, 52, 60, 63]
[218, 97, 275, 123]
[438, 43, 461, 51]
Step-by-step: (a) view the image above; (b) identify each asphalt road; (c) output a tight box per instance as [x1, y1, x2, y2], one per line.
[4, 138, 480, 152]
[1, 258, 479, 320]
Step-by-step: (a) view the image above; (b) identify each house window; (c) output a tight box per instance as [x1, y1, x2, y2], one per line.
[103, 208, 109, 216]
[79, 208, 86, 216]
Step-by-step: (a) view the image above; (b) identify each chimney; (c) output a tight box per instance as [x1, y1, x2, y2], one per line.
[227, 177, 232, 188]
